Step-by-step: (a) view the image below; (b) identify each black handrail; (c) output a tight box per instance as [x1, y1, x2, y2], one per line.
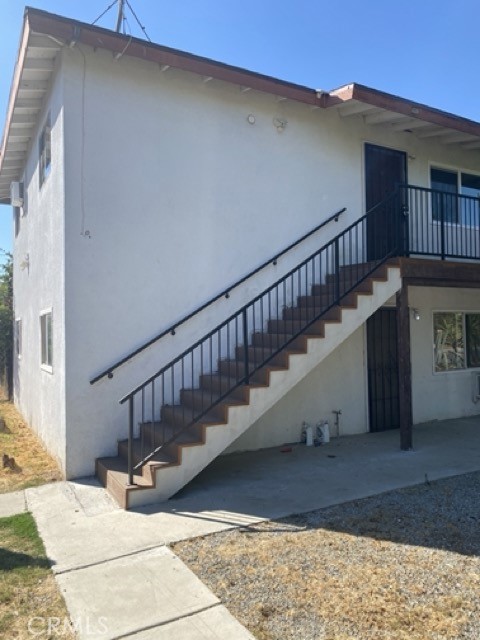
[90, 206, 346, 384]
[120, 191, 402, 484]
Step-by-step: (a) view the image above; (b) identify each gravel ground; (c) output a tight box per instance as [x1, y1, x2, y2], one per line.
[173, 471, 480, 640]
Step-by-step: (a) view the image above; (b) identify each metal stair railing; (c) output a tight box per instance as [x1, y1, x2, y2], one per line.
[119, 189, 405, 484]
[90, 206, 346, 384]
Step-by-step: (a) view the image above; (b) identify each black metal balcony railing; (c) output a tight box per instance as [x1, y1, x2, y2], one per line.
[401, 184, 480, 260]
[119, 196, 402, 484]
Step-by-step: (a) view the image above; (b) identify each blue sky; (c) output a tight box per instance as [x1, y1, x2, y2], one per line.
[0, 0, 479, 255]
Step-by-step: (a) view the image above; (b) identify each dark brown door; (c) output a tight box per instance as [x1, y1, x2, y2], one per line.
[365, 143, 407, 260]
[367, 308, 399, 432]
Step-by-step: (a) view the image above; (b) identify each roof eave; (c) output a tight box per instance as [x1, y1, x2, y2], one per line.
[1, 9, 480, 204]
[326, 83, 480, 139]
[0, 11, 31, 197]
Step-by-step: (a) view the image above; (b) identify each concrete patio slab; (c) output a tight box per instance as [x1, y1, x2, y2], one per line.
[27, 417, 480, 575]
[24, 416, 480, 640]
[56, 547, 220, 640]
[170, 415, 480, 517]
[121, 605, 256, 639]
[0, 489, 26, 517]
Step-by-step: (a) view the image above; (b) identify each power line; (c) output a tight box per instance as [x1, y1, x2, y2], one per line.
[125, 0, 152, 42]
[91, 0, 118, 26]
[92, 1, 152, 42]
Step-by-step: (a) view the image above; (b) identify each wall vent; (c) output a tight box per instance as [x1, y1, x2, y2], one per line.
[10, 181, 24, 207]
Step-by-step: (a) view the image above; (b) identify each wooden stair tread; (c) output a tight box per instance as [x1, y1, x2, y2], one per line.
[181, 388, 249, 412]
[200, 372, 267, 392]
[97, 456, 153, 488]
[218, 357, 289, 372]
[161, 405, 227, 426]
[140, 421, 205, 443]
[117, 438, 178, 465]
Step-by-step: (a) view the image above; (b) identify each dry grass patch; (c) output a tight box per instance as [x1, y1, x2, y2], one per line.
[0, 401, 62, 493]
[173, 472, 480, 640]
[0, 512, 74, 639]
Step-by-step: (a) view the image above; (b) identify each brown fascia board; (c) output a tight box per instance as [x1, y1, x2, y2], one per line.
[23, 9, 480, 139]
[26, 8, 319, 105]
[326, 83, 480, 138]
[0, 7, 320, 181]
[2, 7, 480, 184]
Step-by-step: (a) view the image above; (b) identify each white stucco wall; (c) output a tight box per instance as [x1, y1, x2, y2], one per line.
[46, 44, 480, 476]
[12, 61, 67, 470]
[224, 326, 368, 453]
[61, 46, 368, 477]
[410, 286, 480, 423]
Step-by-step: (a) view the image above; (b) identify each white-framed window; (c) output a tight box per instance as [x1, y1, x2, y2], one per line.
[430, 167, 480, 227]
[15, 319, 22, 358]
[40, 310, 53, 370]
[39, 115, 51, 187]
[433, 311, 480, 373]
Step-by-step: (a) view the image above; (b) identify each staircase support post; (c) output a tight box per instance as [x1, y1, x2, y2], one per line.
[396, 283, 413, 450]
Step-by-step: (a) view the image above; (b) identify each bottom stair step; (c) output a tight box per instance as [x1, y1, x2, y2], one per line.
[97, 446, 179, 508]
[96, 456, 155, 509]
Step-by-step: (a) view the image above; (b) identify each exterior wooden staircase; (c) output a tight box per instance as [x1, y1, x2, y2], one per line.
[96, 260, 402, 508]
[93, 184, 480, 509]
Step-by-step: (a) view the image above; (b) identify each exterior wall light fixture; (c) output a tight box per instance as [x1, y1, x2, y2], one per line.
[412, 308, 420, 321]
[20, 254, 30, 271]
[273, 117, 287, 132]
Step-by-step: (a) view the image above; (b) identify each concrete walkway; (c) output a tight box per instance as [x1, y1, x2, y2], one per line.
[2, 416, 480, 639]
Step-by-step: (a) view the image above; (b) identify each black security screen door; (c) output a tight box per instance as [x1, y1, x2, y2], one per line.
[367, 308, 400, 432]
[365, 143, 407, 260]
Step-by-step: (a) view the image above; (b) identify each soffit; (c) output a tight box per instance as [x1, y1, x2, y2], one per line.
[327, 85, 480, 152]
[0, 21, 62, 203]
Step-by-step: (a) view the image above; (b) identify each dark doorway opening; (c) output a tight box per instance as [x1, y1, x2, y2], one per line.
[367, 307, 400, 432]
[365, 143, 407, 260]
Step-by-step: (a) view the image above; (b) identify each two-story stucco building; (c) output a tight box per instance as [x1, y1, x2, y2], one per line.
[1, 7, 480, 507]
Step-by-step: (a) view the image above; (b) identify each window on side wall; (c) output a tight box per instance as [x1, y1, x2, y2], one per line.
[39, 115, 51, 187]
[40, 310, 52, 370]
[15, 319, 22, 358]
[430, 167, 480, 227]
[433, 311, 480, 372]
